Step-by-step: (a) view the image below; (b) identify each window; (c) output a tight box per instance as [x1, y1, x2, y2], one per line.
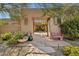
[24, 17, 28, 25]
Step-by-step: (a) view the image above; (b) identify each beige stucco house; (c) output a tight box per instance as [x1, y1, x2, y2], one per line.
[0, 8, 61, 38]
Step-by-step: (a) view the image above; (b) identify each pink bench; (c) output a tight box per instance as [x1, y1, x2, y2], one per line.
[50, 32, 63, 40]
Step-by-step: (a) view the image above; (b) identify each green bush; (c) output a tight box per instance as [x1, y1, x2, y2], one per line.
[61, 19, 79, 38]
[7, 31, 25, 45]
[1, 31, 25, 45]
[13, 31, 25, 39]
[1, 32, 13, 40]
[7, 34, 18, 45]
[63, 46, 79, 56]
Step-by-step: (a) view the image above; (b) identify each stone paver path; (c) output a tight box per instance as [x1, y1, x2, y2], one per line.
[0, 34, 71, 56]
[30, 35, 71, 55]
[0, 44, 49, 56]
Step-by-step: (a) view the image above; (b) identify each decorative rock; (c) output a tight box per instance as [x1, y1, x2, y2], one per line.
[10, 47, 21, 56]
[19, 47, 30, 56]
[3, 47, 12, 56]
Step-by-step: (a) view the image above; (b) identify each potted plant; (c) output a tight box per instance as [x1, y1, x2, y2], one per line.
[14, 32, 27, 43]
[27, 33, 33, 41]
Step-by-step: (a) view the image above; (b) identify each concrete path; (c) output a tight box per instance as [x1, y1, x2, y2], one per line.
[29, 35, 71, 55]
[32, 35, 71, 47]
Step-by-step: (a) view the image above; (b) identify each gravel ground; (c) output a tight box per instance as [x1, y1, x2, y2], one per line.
[0, 43, 49, 56]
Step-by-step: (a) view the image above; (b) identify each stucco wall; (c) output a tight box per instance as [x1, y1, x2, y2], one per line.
[21, 9, 44, 34]
[0, 9, 61, 37]
[0, 20, 20, 33]
[48, 18, 61, 35]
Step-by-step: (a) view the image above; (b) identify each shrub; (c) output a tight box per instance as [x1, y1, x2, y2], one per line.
[24, 33, 28, 36]
[61, 19, 79, 38]
[7, 31, 25, 45]
[1, 31, 25, 45]
[1, 32, 13, 40]
[63, 46, 72, 56]
[7, 34, 18, 45]
[63, 46, 79, 56]
[13, 31, 25, 39]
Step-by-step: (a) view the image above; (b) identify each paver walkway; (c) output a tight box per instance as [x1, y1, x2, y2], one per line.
[30, 35, 71, 55]
[0, 34, 71, 56]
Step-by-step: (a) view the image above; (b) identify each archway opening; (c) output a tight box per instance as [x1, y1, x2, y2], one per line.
[33, 17, 49, 36]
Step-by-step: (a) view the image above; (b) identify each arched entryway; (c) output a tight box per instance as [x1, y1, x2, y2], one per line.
[33, 17, 50, 36]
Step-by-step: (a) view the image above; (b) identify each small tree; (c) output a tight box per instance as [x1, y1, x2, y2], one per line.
[61, 19, 79, 39]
